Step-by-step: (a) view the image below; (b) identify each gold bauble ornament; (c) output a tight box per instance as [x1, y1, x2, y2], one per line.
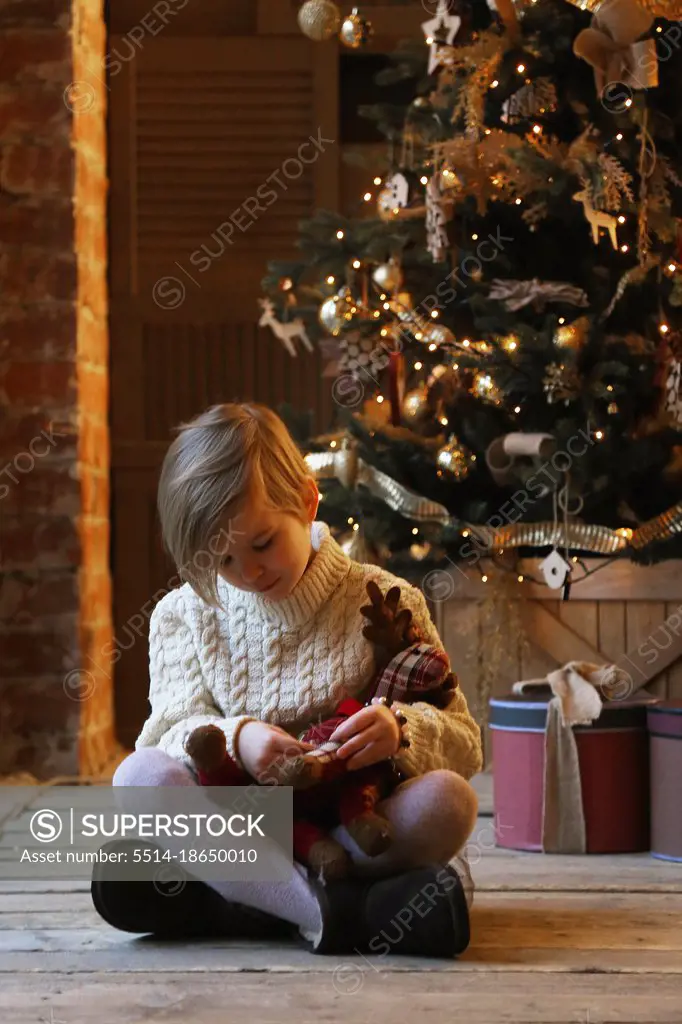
[391, 291, 414, 319]
[372, 259, 403, 294]
[319, 286, 353, 335]
[377, 186, 405, 222]
[339, 6, 373, 48]
[440, 166, 463, 192]
[402, 386, 430, 427]
[436, 435, 476, 481]
[607, 401, 619, 415]
[554, 315, 590, 352]
[297, 0, 341, 40]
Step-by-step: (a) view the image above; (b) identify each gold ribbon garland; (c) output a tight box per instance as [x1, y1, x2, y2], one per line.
[307, 447, 682, 554]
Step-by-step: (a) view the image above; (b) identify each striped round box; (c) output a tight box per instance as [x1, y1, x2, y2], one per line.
[490, 689, 657, 853]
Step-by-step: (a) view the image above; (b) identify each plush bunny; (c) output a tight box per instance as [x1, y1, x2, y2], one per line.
[184, 580, 457, 881]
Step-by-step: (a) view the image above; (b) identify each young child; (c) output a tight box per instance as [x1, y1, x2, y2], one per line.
[92, 402, 482, 956]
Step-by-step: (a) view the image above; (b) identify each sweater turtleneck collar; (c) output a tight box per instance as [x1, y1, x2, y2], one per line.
[218, 520, 352, 630]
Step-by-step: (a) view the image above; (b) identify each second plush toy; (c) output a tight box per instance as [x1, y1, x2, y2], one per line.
[184, 580, 457, 880]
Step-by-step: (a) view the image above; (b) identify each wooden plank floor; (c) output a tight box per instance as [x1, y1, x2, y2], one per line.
[2, 781, 682, 1023]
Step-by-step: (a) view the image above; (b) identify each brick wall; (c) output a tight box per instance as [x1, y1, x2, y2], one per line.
[0, 0, 116, 779]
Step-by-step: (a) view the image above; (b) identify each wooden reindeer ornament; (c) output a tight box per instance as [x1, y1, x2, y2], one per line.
[572, 188, 619, 250]
[257, 298, 313, 357]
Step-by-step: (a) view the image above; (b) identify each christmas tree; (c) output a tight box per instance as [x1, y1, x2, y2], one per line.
[263, 0, 682, 584]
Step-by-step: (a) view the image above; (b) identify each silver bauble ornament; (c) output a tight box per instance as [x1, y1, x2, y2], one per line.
[372, 259, 403, 294]
[319, 287, 353, 335]
[297, 0, 341, 41]
[339, 7, 373, 48]
[422, 323, 455, 347]
[473, 372, 501, 404]
[436, 436, 475, 481]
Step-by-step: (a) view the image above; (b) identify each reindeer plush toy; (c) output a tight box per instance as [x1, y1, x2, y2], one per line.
[184, 580, 457, 880]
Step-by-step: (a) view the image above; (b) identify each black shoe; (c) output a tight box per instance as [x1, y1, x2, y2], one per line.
[303, 863, 470, 958]
[91, 839, 294, 940]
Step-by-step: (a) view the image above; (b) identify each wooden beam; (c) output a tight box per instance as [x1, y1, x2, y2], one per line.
[520, 602, 607, 669]
[411, 560, 682, 602]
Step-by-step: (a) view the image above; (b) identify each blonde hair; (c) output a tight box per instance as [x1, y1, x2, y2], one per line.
[158, 402, 312, 605]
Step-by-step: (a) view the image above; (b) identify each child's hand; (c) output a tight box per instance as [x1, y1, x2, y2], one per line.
[237, 721, 315, 784]
[329, 703, 401, 771]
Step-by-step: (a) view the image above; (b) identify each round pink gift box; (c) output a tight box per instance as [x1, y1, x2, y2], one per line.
[490, 689, 657, 853]
[648, 700, 682, 862]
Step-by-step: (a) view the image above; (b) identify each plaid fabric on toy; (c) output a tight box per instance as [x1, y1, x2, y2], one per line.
[371, 641, 456, 709]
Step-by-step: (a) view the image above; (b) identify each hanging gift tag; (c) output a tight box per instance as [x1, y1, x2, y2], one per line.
[540, 549, 571, 590]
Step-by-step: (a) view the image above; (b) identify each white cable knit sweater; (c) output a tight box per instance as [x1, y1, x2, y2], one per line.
[136, 520, 483, 781]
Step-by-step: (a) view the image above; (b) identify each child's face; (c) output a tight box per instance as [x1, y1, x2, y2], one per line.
[216, 477, 319, 601]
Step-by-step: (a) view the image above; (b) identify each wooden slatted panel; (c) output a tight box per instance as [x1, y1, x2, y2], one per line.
[136, 72, 314, 258]
[140, 322, 329, 441]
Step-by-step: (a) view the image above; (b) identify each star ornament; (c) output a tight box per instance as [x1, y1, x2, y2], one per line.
[422, 0, 461, 74]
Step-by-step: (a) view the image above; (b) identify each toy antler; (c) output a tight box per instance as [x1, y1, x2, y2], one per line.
[360, 580, 420, 670]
